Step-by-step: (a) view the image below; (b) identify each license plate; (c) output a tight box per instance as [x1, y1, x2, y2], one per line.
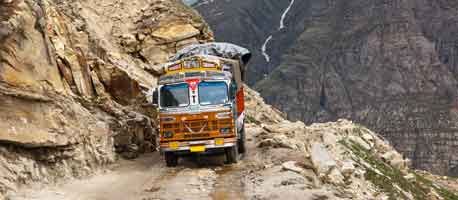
[190, 145, 206, 152]
[215, 138, 224, 146]
[169, 142, 179, 149]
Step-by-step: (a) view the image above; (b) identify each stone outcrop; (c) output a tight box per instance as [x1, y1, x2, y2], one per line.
[244, 88, 458, 200]
[244, 87, 285, 124]
[0, 0, 212, 195]
[197, 0, 458, 176]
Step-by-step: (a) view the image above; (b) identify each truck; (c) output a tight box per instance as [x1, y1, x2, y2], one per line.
[149, 43, 251, 167]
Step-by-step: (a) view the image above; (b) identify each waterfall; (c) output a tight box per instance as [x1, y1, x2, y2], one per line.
[261, 0, 295, 62]
[279, 0, 295, 30]
[262, 35, 273, 62]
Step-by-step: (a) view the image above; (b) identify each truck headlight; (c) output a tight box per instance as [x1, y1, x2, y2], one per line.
[163, 131, 174, 138]
[220, 128, 231, 134]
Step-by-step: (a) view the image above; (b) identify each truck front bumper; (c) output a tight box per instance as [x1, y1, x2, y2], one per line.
[160, 138, 236, 153]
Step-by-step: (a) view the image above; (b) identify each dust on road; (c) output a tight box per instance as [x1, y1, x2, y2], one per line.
[10, 152, 251, 200]
[9, 126, 318, 200]
[9, 132, 256, 200]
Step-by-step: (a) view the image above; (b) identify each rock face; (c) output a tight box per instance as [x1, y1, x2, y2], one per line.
[244, 88, 458, 200]
[0, 0, 212, 195]
[197, 0, 458, 176]
[194, 0, 293, 85]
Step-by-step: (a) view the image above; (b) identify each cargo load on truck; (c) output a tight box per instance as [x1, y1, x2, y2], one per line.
[149, 42, 251, 167]
[170, 42, 251, 66]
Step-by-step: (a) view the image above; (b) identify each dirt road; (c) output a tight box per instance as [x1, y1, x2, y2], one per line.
[8, 131, 257, 200]
[10, 153, 250, 200]
[9, 126, 328, 200]
[11, 151, 255, 200]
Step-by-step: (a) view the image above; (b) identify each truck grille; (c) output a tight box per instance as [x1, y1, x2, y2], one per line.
[183, 120, 218, 133]
[161, 119, 232, 135]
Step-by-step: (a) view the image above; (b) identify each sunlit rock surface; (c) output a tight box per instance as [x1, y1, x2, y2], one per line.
[0, 0, 213, 194]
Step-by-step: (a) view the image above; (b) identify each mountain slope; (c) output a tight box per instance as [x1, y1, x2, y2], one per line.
[243, 87, 458, 200]
[196, 0, 458, 176]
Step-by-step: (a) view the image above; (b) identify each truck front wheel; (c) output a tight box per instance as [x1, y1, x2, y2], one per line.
[225, 145, 238, 164]
[164, 152, 178, 167]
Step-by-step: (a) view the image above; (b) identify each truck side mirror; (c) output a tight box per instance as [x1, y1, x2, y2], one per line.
[152, 88, 158, 106]
[146, 88, 159, 107]
[229, 82, 237, 100]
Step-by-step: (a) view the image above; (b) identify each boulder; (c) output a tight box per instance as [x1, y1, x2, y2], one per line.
[341, 160, 356, 178]
[309, 143, 345, 185]
[176, 37, 199, 50]
[374, 138, 393, 155]
[282, 161, 304, 174]
[140, 42, 171, 65]
[361, 132, 375, 148]
[263, 121, 305, 134]
[151, 23, 200, 43]
[244, 87, 285, 124]
[93, 62, 142, 105]
[120, 34, 139, 52]
[321, 132, 338, 147]
[310, 143, 337, 175]
[326, 168, 345, 185]
[272, 135, 301, 149]
[0, 95, 106, 148]
[257, 134, 302, 150]
[381, 151, 407, 170]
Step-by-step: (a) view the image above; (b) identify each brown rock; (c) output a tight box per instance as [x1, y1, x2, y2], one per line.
[0, 129, 71, 148]
[151, 23, 200, 43]
[0, 1, 65, 94]
[0, 0, 213, 195]
[90, 70, 108, 97]
[176, 37, 199, 51]
[120, 34, 139, 53]
[282, 161, 305, 174]
[140, 44, 171, 65]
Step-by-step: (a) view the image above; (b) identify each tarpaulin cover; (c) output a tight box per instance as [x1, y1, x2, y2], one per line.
[169, 42, 251, 65]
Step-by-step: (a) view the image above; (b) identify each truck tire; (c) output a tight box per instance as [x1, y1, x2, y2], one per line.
[238, 127, 246, 154]
[225, 145, 239, 164]
[165, 152, 178, 167]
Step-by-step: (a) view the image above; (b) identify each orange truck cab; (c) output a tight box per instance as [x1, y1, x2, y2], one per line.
[149, 43, 251, 167]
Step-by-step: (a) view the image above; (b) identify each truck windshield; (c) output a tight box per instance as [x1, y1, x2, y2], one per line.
[199, 82, 228, 105]
[160, 83, 189, 107]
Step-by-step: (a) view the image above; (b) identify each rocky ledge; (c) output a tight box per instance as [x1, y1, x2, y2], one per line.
[243, 87, 458, 200]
